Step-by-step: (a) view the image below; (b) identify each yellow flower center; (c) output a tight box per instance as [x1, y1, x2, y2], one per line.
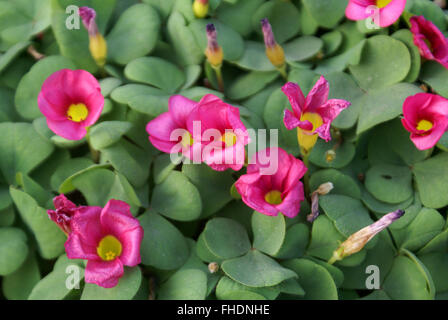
[376, 0, 392, 8]
[297, 112, 324, 154]
[221, 132, 237, 147]
[181, 132, 194, 148]
[67, 103, 89, 122]
[97, 235, 122, 261]
[264, 190, 283, 205]
[417, 119, 433, 131]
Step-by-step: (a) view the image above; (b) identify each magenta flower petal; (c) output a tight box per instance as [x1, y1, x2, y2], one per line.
[235, 147, 306, 218]
[345, 0, 406, 28]
[377, 0, 406, 27]
[47, 194, 79, 234]
[65, 232, 99, 260]
[118, 227, 143, 266]
[146, 112, 181, 146]
[402, 92, 448, 150]
[281, 82, 306, 116]
[276, 183, 305, 218]
[410, 15, 448, 68]
[315, 99, 351, 141]
[305, 76, 330, 112]
[345, 0, 374, 21]
[85, 259, 124, 288]
[168, 95, 198, 127]
[70, 206, 103, 247]
[38, 69, 104, 140]
[100, 200, 142, 236]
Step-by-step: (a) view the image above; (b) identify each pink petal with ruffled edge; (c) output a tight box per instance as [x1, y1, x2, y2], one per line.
[168, 95, 198, 127]
[276, 182, 305, 218]
[315, 99, 351, 141]
[305, 76, 330, 112]
[70, 206, 103, 246]
[84, 259, 124, 288]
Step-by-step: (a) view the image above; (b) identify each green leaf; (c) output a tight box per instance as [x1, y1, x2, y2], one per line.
[420, 61, 448, 98]
[315, 40, 365, 75]
[10, 188, 66, 259]
[106, 3, 161, 65]
[400, 208, 445, 252]
[81, 267, 142, 300]
[216, 0, 265, 37]
[349, 35, 411, 90]
[307, 215, 344, 261]
[321, 31, 343, 56]
[222, 250, 297, 288]
[157, 269, 208, 300]
[302, 0, 346, 29]
[189, 19, 244, 62]
[139, 210, 189, 270]
[72, 168, 141, 214]
[227, 71, 278, 101]
[216, 276, 279, 300]
[202, 217, 251, 259]
[252, 211, 286, 256]
[0, 41, 30, 73]
[309, 138, 355, 169]
[233, 41, 276, 72]
[58, 163, 112, 194]
[166, 11, 203, 67]
[356, 83, 422, 134]
[391, 29, 421, 83]
[14, 55, 76, 120]
[28, 254, 84, 300]
[151, 171, 202, 221]
[89, 121, 133, 150]
[0, 0, 51, 49]
[310, 169, 361, 199]
[284, 36, 323, 63]
[383, 255, 433, 300]
[0, 227, 28, 276]
[319, 194, 375, 238]
[411, 0, 447, 31]
[124, 57, 185, 93]
[182, 163, 234, 218]
[413, 152, 448, 209]
[50, 158, 94, 192]
[362, 188, 414, 215]
[251, 1, 300, 43]
[365, 164, 413, 204]
[282, 258, 338, 300]
[419, 252, 448, 293]
[274, 223, 309, 260]
[2, 251, 41, 300]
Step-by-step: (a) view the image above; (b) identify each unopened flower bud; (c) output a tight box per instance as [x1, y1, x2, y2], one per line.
[193, 0, 209, 19]
[205, 24, 223, 69]
[307, 182, 334, 222]
[79, 7, 107, 67]
[208, 262, 219, 273]
[325, 149, 336, 163]
[329, 209, 405, 264]
[261, 18, 285, 68]
[47, 194, 81, 235]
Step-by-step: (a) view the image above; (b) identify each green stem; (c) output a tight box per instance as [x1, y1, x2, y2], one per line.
[86, 128, 100, 164]
[301, 147, 311, 201]
[214, 66, 224, 92]
[277, 64, 288, 80]
[327, 255, 338, 265]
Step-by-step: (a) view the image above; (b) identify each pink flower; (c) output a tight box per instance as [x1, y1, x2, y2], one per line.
[65, 199, 143, 288]
[146, 95, 201, 160]
[282, 76, 350, 148]
[401, 93, 448, 150]
[38, 69, 104, 140]
[345, 0, 407, 28]
[410, 15, 448, 69]
[235, 147, 307, 218]
[47, 194, 81, 234]
[187, 94, 250, 171]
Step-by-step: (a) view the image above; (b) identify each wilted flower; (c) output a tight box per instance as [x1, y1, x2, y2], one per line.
[235, 147, 307, 218]
[261, 18, 285, 69]
[38, 69, 104, 140]
[401, 93, 448, 150]
[65, 199, 143, 288]
[282, 76, 351, 154]
[187, 95, 250, 171]
[208, 262, 219, 273]
[410, 15, 448, 69]
[345, 0, 407, 28]
[193, 0, 209, 19]
[47, 194, 81, 234]
[205, 24, 223, 69]
[307, 182, 334, 222]
[329, 209, 405, 264]
[79, 7, 107, 67]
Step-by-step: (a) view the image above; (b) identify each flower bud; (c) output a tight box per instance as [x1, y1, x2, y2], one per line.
[329, 209, 405, 264]
[261, 18, 285, 68]
[205, 24, 224, 69]
[208, 262, 219, 274]
[47, 194, 81, 234]
[79, 7, 107, 67]
[193, 0, 209, 19]
[307, 182, 334, 222]
[316, 182, 334, 195]
[325, 149, 336, 163]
